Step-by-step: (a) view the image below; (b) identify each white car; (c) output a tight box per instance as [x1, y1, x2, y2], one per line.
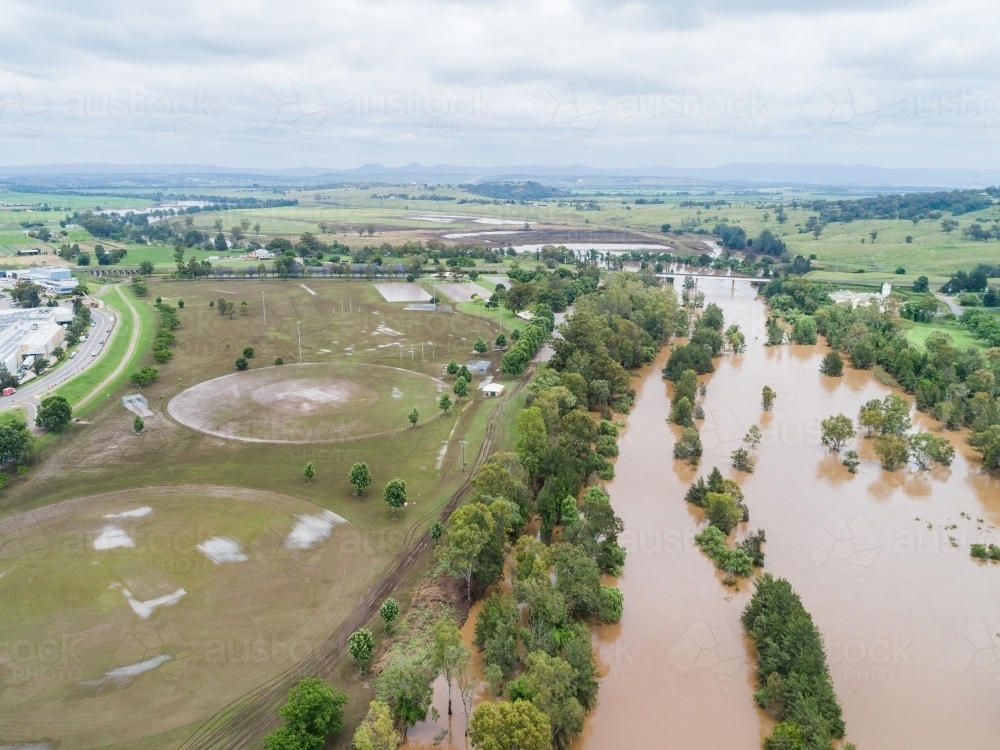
[90, 351, 98, 357]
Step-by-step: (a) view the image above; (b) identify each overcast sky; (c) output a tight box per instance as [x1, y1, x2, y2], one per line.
[2, 0, 1000, 170]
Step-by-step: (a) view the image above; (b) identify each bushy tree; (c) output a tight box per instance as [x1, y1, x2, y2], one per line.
[673, 427, 702, 464]
[908, 432, 955, 469]
[303, 462, 315, 481]
[761, 386, 776, 411]
[670, 396, 694, 426]
[373, 653, 435, 728]
[36, 395, 72, 431]
[438, 393, 452, 416]
[235, 356, 249, 371]
[383, 478, 407, 518]
[474, 336, 488, 354]
[407, 407, 419, 427]
[705, 492, 742, 534]
[351, 701, 400, 750]
[379, 598, 399, 633]
[873, 434, 910, 470]
[265, 679, 348, 750]
[730, 447, 755, 473]
[348, 628, 375, 673]
[820, 351, 843, 376]
[820, 414, 856, 453]
[132, 415, 144, 433]
[468, 700, 551, 750]
[348, 461, 372, 496]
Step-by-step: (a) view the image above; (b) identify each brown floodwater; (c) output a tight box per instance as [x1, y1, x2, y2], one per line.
[575, 277, 1000, 749]
[405, 277, 1000, 749]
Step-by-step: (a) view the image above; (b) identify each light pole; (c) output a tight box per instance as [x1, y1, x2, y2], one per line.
[262, 290, 265, 326]
[297, 320, 302, 362]
[459, 440, 468, 472]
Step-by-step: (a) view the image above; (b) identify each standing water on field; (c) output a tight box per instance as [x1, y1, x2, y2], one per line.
[573, 277, 1000, 749]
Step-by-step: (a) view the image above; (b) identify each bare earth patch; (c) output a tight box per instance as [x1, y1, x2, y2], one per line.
[167, 362, 444, 444]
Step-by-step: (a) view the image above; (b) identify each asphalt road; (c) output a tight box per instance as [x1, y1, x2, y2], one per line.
[0, 301, 114, 425]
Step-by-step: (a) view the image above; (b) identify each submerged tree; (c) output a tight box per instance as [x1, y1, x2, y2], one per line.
[761, 386, 776, 412]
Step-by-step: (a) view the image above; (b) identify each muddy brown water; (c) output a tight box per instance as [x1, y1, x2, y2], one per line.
[405, 278, 1000, 749]
[577, 278, 1000, 749]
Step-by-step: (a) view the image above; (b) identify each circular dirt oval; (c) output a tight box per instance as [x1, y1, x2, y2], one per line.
[0, 485, 372, 748]
[167, 362, 445, 443]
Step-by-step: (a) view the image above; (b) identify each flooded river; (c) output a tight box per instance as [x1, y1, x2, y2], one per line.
[406, 277, 1000, 749]
[576, 277, 1000, 749]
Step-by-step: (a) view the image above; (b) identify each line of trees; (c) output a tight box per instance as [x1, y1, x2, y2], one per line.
[743, 575, 846, 750]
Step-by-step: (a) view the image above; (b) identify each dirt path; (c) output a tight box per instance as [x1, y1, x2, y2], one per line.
[179, 367, 533, 750]
[75, 285, 142, 411]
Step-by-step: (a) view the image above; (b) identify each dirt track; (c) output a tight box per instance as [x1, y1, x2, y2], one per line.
[178, 365, 533, 749]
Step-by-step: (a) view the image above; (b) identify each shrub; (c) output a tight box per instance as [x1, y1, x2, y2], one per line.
[820, 351, 843, 376]
[730, 448, 755, 473]
[738, 529, 767, 567]
[595, 435, 619, 458]
[670, 396, 694, 426]
[873, 434, 909, 470]
[705, 492, 742, 534]
[243, 346, 254, 358]
[129, 367, 159, 387]
[379, 598, 400, 632]
[673, 427, 702, 464]
[597, 586, 624, 623]
[235, 356, 249, 371]
[348, 629, 375, 673]
[275, 356, 284, 365]
[695, 525, 754, 577]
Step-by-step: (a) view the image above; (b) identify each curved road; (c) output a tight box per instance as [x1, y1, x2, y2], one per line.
[0, 285, 135, 426]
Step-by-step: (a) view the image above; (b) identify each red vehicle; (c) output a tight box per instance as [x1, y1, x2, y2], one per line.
[2, 387, 15, 396]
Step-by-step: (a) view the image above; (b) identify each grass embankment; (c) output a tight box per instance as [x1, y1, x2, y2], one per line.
[904, 319, 987, 351]
[54, 286, 154, 413]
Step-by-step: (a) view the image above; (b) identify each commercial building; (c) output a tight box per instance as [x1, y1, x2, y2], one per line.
[0, 308, 71, 373]
[4, 267, 80, 294]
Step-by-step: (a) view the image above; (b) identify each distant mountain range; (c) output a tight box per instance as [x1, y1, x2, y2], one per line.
[3, 162, 1000, 190]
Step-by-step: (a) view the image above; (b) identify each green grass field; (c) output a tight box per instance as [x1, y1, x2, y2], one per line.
[904, 319, 987, 350]
[0, 485, 376, 749]
[6, 183, 997, 284]
[0, 278, 517, 748]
